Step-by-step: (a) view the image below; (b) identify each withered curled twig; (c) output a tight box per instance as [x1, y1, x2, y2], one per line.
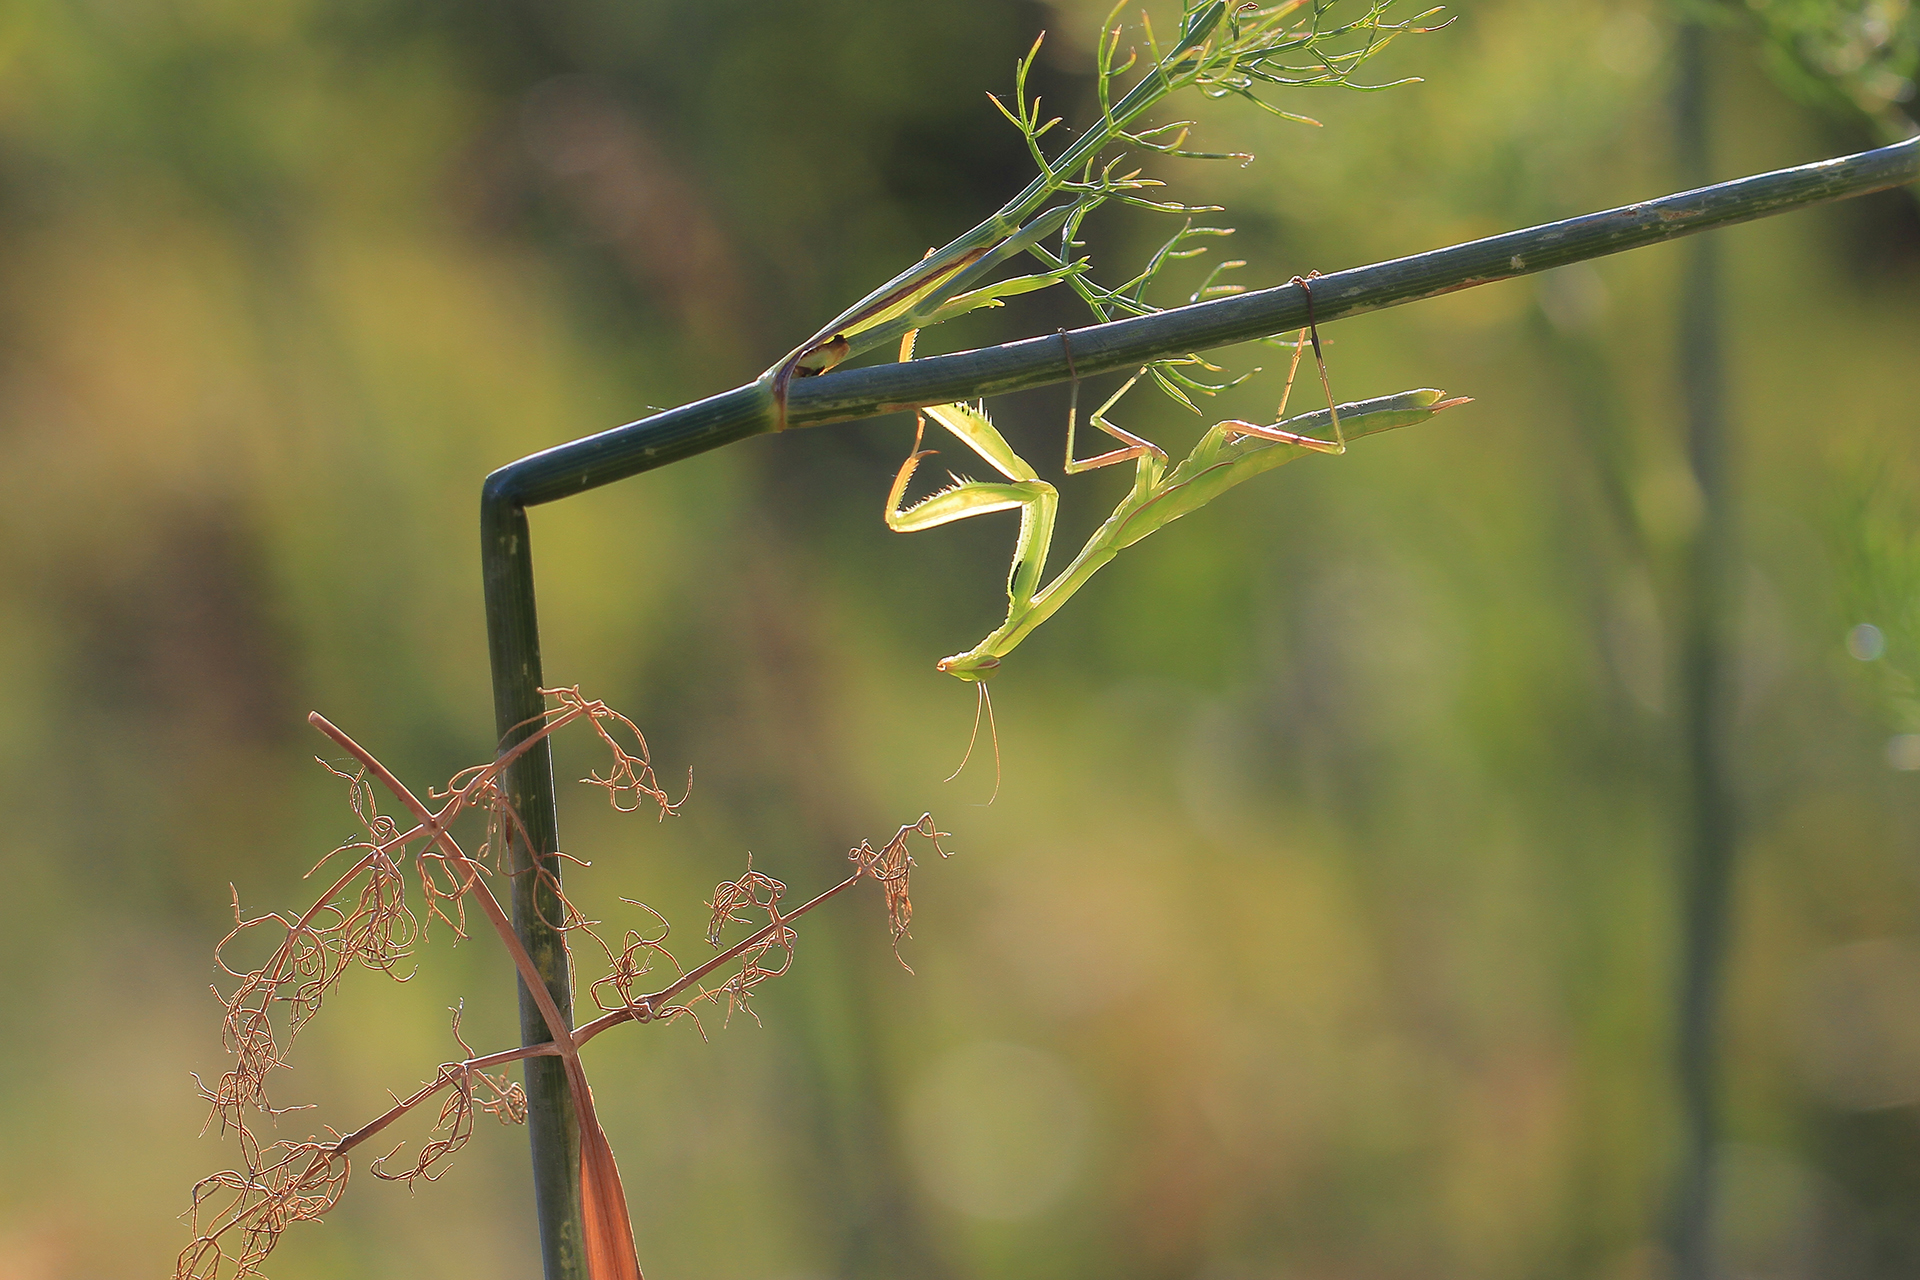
[180, 688, 944, 1280]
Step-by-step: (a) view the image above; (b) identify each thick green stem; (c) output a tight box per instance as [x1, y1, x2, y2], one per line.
[1671, 21, 1737, 1280]
[792, 136, 1917, 423]
[488, 136, 1916, 514]
[481, 137, 1917, 1280]
[481, 496, 584, 1280]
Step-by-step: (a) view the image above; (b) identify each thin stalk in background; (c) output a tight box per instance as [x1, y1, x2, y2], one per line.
[1671, 18, 1738, 1280]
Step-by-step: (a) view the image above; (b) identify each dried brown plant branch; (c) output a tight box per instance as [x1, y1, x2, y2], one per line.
[571, 814, 951, 1047]
[307, 703, 646, 1279]
[182, 689, 943, 1280]
[182, 1039, 556, 1280]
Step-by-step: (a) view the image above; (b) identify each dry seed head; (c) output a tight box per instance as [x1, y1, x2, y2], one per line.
[706, 857, 787, 945]
[852, 813, 951, 971]
[588, 899, 686, 1017]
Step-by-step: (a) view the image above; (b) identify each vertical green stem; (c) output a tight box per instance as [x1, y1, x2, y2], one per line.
[1671, 19, 1737, 1280]
[482, 486, 585, 1280]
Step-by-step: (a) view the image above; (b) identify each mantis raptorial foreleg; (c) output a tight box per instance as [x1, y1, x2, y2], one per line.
[884, 400, 1060, 682]
[885, 407, 1060, 612]
[885, 336, 1067, 788]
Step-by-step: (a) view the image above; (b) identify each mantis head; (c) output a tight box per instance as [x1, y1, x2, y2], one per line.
[936, 652, 999, 682]
[937, 655, 1002, 803]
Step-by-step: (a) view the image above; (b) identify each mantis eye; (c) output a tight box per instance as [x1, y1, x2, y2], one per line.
[935, 654, 999, 681]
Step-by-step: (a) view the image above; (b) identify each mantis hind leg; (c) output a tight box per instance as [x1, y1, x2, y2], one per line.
[1223, 271, 1346, 454]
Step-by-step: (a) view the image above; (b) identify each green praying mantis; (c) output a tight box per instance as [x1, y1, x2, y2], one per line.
[885, 278, 1469, 684]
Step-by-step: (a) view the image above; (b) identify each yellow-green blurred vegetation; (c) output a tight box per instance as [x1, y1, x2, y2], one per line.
[1, 1, 1918, 1277]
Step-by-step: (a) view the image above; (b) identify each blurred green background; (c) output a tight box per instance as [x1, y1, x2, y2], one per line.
[2, 1, 1918, 1277]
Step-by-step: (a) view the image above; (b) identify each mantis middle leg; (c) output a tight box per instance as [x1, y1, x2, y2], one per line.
[1060, 331, 1166, 480]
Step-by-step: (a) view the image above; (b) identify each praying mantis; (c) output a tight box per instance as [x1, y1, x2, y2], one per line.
[885, 279, 1470, 682]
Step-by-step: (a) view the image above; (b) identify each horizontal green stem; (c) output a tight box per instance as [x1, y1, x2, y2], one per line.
[484, 135, 1916, 509]
[799, 133, 1918, 419]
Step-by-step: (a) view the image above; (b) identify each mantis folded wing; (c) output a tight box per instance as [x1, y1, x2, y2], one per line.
[886, 372, 1468, 681]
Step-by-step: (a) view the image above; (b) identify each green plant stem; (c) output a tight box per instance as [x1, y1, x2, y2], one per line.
[489, 136, 1917, 511]
[481, 135, 1918, 1280]
[1672, 20, 1737, 1280]
[482, 496, 585, 1280]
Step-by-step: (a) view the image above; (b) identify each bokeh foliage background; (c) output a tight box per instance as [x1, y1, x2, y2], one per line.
[1, 1, 1918, 1277]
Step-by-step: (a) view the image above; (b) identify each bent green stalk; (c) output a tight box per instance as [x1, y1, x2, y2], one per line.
[483, 132, 1918, 1280]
